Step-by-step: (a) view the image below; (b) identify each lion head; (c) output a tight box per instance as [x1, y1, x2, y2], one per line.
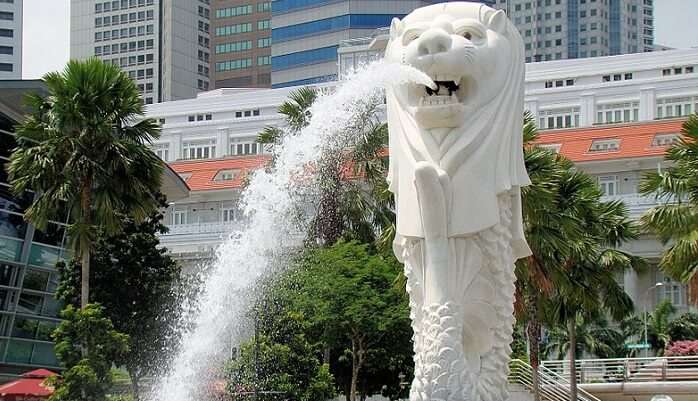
[385, 2, 520, 130]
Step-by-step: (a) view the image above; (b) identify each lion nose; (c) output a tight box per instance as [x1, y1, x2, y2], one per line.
[418, 29, 452, 56]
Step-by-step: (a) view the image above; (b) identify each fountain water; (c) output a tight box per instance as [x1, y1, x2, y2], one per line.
[150, 62, 434, 401]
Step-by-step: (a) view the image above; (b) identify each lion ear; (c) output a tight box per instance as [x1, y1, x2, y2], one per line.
[390, 18, 404, 40]
[487, 9, 507, 34]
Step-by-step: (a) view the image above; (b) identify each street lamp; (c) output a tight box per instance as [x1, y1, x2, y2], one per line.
[643, 282, 664, 357]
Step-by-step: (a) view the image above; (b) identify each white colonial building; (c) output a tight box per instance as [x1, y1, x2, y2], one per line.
[147, 48, 698, 310]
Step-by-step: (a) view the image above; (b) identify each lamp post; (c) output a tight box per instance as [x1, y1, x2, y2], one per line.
[643, 282, 664, 357]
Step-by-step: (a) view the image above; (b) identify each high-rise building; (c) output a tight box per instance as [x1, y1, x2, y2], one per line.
[210, 1, 272, 88]
[491, 0, 653, 63]
[270, 0, 444, 88]
[70, 0, 213, 103]
[0, 0, 22, 79]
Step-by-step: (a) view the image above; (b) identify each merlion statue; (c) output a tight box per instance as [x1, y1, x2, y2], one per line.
[385, 3, 531, 401]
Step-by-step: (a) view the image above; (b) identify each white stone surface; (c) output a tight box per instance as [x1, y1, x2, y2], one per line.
[385, 3, 530, 401]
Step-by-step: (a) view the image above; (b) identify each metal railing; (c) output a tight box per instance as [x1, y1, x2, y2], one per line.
[509, 359, 602, 401]
[541, 356, 698, 384]
[600, 193, 678, 219]
[162, 221, 240, 236]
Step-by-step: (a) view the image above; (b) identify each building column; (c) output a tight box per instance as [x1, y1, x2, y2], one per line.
[639, 87, 656, 121]
[525, 99, 538, 124]
[624, 268, 641, 307]
[580, 93, 595, 127]
[171, 132, 182, 161]
[217, 128, 229, 158]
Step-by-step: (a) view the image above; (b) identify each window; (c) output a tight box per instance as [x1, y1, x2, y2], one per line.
[257, 56, 271, 66]
[0, 63, 12, 72]
[215, 22, 252, 36]
[222, 207, 238, 222]
[215, 5, 252, 18]
[662, 69, 671, 76]
[0, 12, 14, 20]
[589, 139, 620, 152]
[215, 170, 239, 181]
[0, 46, 12, 55]
[659, 273, 686, 307]
[257, 2, 271, 12]
[598, 175, 618, 196]
[0, 29, 13, 38]
[538, 143, 561, 153]
[216, 58, 253, 72]
[152, 143, 169, 160]
[656, 95, 698, 119]
[215, 40, 252, 54]
[257, 19, 270, 30]
[625, 73, 633, 80]
[230, 139, 260, 155]
[652, 133, 681, 147]
[271, 46, 337, 71]
[172, 210, 187, 225]
[538, 107, 580, 130]
[596, 102, 639, 124]
[257, 37, 271, 48]
[182, 139, 216, 160]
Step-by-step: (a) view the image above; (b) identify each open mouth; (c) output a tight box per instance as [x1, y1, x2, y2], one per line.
[413, 75, 472, 108]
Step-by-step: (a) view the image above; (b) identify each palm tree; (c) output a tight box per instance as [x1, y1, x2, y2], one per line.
[257, 87, 393, 247]
[622, 299, 676, 355]
[544, 315, 625, 360]
[518, 113, 643, 401]
[8, 58, 163, 309]
[641, 114, 698, 282]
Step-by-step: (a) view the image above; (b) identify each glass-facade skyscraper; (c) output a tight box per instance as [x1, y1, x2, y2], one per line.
[270, 0, 466, 88]
[0, 81, 67, 379]
[492, 0, 653, 62]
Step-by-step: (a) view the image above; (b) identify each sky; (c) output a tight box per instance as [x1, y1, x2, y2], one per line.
[21, 0, 698, 79]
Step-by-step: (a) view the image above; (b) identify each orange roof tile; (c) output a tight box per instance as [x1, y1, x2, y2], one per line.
[535, 119, 686, 162]
[168, 156, 270, 192]
[168, 119, 688, 192]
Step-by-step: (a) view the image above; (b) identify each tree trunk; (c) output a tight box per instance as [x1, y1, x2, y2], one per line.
[527, 315, 542, 401]
[81, 248, 90, 309]
[568, 319, 578, 401]
[80, 179, 92, 309]
[350, 334, 365, 401]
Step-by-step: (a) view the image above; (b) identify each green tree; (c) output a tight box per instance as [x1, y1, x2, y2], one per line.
[225, 311, 335, 401]
[257, 87, 394, 247]
[641, 114, 698, 281]
[278, 241, 411, 401]
[668, 312, 698, 341]
[49, 304, 129, 401]
[623, 299, 676, 355]
[54, 199, 186, 400]
[8, 58, 163, 309]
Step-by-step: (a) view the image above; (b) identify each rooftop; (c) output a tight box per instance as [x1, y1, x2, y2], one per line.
[535, 119, 687, 162]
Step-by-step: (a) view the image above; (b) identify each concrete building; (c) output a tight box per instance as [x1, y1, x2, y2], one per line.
[0, 0, 22, 79]
[211, 0, 271, 88]
[146, 48, 698, 311]
[70, 0, 212, 103]
[339, 42, 697, 132]
[490, 0, 654, 62]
